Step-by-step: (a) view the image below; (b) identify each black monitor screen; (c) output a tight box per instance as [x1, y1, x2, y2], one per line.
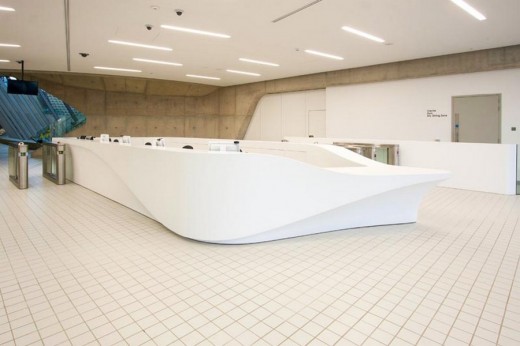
[7, 79, 39, 95]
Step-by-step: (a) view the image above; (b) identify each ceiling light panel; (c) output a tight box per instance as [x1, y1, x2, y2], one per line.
[108, 40, 172, 51]
[239, 58, 279, 67]
[186, 74, 221, 80]
[341, 26, 385, 43]
[226, 69, 261, 76]
[0, 6, 15, 11]
[450, 0, 486, 20]
[94, 66, 141, 72]
[0, 43, 21, 47]
[304, 49, 344, 60]
[0, 59, 10, 62]
[161, 25, 231, 38]
[133, 58, 182, 66]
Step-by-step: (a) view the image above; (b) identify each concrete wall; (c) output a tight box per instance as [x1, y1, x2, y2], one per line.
[2, 45, 520, 139]
[0, 72, 263, 139]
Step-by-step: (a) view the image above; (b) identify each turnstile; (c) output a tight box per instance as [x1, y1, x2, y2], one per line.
[333, 142, 400, 165]
[42, 142, 66, 185]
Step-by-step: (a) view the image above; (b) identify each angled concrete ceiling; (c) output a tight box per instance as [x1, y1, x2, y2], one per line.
[0, 0, 519, 87]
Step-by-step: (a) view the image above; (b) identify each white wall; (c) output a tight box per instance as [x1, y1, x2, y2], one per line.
[285, 137, 518, 195]
[245, 89, 325, 141]
[326, 69, 520, 144]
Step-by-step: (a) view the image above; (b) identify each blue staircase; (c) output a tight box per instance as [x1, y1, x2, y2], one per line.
[0, 76, 86, 141]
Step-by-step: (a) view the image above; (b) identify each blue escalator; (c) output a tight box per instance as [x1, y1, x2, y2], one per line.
[0, 76, 86, 141]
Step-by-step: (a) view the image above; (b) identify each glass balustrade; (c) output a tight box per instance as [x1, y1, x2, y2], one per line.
[0, 76, 86, 140]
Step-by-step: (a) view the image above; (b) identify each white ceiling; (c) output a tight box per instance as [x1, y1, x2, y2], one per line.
[1, 0, 519, 87]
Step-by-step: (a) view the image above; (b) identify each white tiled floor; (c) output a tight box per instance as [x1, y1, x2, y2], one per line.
[0, 144, 519, 345]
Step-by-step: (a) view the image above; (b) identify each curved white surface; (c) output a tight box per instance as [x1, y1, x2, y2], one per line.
[58, 137, 449, 244]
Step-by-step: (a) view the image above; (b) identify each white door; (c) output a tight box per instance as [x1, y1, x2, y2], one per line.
[308, 110, 326, 138]
[452, 94, 501, 143]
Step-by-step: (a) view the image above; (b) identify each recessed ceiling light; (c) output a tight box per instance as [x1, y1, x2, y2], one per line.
[108, 40, 172, 51]
[0, 59, 10, 62]
[450, 0, 486, 20]
[226, 69, 261, 76]
[161, 25, 231, 39]
[0, 43, 21, 48]
[304, 49, 344, 60]
[94, 66, 142, 72]
[239, 58, 279, 67]
[0, 6, 14, 11]
[341, 26, 385, 43]
[186, 74, 221, 80]
[133, 58, 182, 66]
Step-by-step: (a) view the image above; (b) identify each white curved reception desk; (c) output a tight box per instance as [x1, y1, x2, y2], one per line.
[57, 137, 449, 244]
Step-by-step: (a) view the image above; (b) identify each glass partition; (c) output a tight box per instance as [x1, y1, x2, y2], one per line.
[8, 145, 17, 178]
[42, 142, 66, 185]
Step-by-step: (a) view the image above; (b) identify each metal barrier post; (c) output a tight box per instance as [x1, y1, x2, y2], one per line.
[8, 142, 28, 189]
[56, 143, 66, 185]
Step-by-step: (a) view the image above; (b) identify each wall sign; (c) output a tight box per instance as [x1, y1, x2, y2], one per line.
[427, 109, 447, 118]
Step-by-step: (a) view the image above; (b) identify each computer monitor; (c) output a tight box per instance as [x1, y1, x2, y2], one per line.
[7, 79, 39, 95]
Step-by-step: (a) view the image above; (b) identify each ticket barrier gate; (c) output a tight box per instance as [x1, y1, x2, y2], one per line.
[333, 142, 400, 165]
[42, 142, 66, 185]
[8, 142, 28, 189]
[374, 144, 400, 166]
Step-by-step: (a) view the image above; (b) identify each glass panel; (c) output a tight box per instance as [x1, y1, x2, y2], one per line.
[375, 147, 388, 164]
[0, 76, 86, 140]
[43, 145, 57, 177]
[8, 146, 17, 178]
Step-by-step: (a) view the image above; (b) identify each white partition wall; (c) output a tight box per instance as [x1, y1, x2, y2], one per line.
[286, 137, 517, 195]
[245, 70, 520, 194]
[246, 69, 520, 145]
[245, 89, 326, 141]
[326, 69, 520, 144]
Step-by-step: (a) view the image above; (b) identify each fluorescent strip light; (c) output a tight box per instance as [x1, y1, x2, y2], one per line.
[133, 58, 182, 66]
[341, 26, 385, 43]
[0, 59, 10, 62]
[161, 25, 230, 39]
[108, 40, 172, 51]
[304, 49, 344, 60]
[450, 0, 486, 20]
[94, 66, 142, 72]
[0, 6, 15, 11]
[239, 58, 279, 67]
[0, 43, 20, 47]
[186, 74, 221, 80]
[226, 69, 261, 77]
